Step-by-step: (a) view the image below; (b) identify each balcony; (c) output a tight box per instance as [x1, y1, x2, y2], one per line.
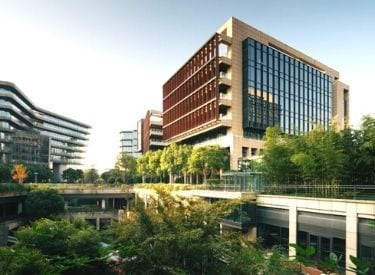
[218, 33, 232, 45]
[149, 128, 163, 137]
[218, 73, 231, 93]
[219, 56, 231, 72]
[219, 93, 232, 109]
[150, 139, 166, 146]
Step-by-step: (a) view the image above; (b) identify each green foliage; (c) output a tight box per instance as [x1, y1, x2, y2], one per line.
[289, 243, 316, 268]
[0, 182, 28, 193]
[188, 145, 228, 183]
[104, 190, 298, 274]
[319, 252, 343, 274]
[0, 246, 53, 274]
[115, 153, 137, 183]
[160, 143, 181, 183]
[63, 168, 84, 183]
[84, 168, 100, 183]
[16, 218, 103, 273]
[262, 116, 375, 186]
[261, 127, 298, 184]
[25, 164, 53, 183]
[349, 255, 371, 275]
[0, 163, 11, 183]
[25, 188, 65, 219]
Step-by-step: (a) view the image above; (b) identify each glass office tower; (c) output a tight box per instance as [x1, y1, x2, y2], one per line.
[243, 38, 332, 138]
[0, 81, 91, 180]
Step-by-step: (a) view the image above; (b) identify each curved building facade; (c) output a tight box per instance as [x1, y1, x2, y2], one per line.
[0, 80, 91, 180]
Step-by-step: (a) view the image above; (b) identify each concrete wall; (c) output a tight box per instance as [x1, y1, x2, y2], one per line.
[256, 195, 375, 274]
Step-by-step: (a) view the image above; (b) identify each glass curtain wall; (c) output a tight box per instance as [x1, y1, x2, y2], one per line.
[243, 38, 332, 138]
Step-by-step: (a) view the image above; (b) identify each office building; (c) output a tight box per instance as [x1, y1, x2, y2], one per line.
[138, 110, 166, 154]
[0, 80, 91, 180]
[162, 17, 349, 170]
[120, 130, 141, 158]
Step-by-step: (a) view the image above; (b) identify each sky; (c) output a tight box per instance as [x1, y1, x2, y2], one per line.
[0, 0, 374, 172]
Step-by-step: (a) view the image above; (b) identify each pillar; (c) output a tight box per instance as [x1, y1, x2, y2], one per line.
[17, 202, 23, 215]
[96, 217, 100, 230]
[346, 203, 357, 275]
[288, 202, 297, 257]
[101, 199, 106, 210]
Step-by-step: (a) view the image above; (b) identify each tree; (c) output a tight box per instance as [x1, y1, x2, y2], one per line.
[63, 168, 84, 183]
[0, 163, 11, 183]
[25, 188, 65, 219]
[176, 144, 192, 183]
[101, 169, 122, 184]
[104, 189, 298, 274]
[355, 115, 375, 184]
[148, 150, 164, 182]
[11, 164, 28, 183]
[261, 127, 298, 185]
[188, 145, 228, 183]
[137, 153, 151, 183]
[16, 218, 105, 274]
[0, 246, 53, 274]
[84, 168, 99, 183]
[25, 164, 53, 183]
[160, 143, 180, 183]
[115, 153, 137, 183]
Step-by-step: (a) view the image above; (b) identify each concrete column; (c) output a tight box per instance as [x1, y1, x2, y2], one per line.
[288, 202, 297, 257]
[64, 201, 68, 210]
[126, 199, 130, 211]
[346, 203, 358, 275]
[101, 199, 106, 210]
[17, 202, 23, 215]
[96, 217, 100, 230]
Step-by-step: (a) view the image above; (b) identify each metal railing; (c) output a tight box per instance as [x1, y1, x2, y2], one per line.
[262, 184, 375, 200]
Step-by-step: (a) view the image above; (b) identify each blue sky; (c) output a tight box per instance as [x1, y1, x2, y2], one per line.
[0, 0, 374, 171]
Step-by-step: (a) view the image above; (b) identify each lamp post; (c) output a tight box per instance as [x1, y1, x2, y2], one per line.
[34, 172, 38, 183]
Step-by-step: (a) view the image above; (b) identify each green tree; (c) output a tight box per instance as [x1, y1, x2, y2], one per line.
[261, 127, 298, 185]
[137, 153, 151, 183]
[25, 188, 65, 219]
[0, 163, 11, 183]
[160, 143, 180, 183]
[104, 189, 298, 274]
[355, 115, 375, 184]
[84, 168, 99, 183]
[16, 218, 104, 274]
[176, 144, 192, 183]
[26, 164, 53, 183]
[0, 246, 53, 274]
[115, 153, 137, 183]
[290, 127, 346, 184]
[63, 168, 84, 183]
[148, 150, 164, 182]
[188, 145, 228, 183]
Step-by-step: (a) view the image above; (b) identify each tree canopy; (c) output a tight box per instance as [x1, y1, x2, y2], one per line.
[261, 115, 375, 186]
[25, 188, 65, 219]
[63, 168, 84, 183]
[104, 189, 299, 274]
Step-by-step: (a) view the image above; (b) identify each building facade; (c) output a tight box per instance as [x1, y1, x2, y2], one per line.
[162, 17, 349, 170]
[0, 80, 91, 180]
[140, 110, 165, 153]
[120, 130, 141, 158]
